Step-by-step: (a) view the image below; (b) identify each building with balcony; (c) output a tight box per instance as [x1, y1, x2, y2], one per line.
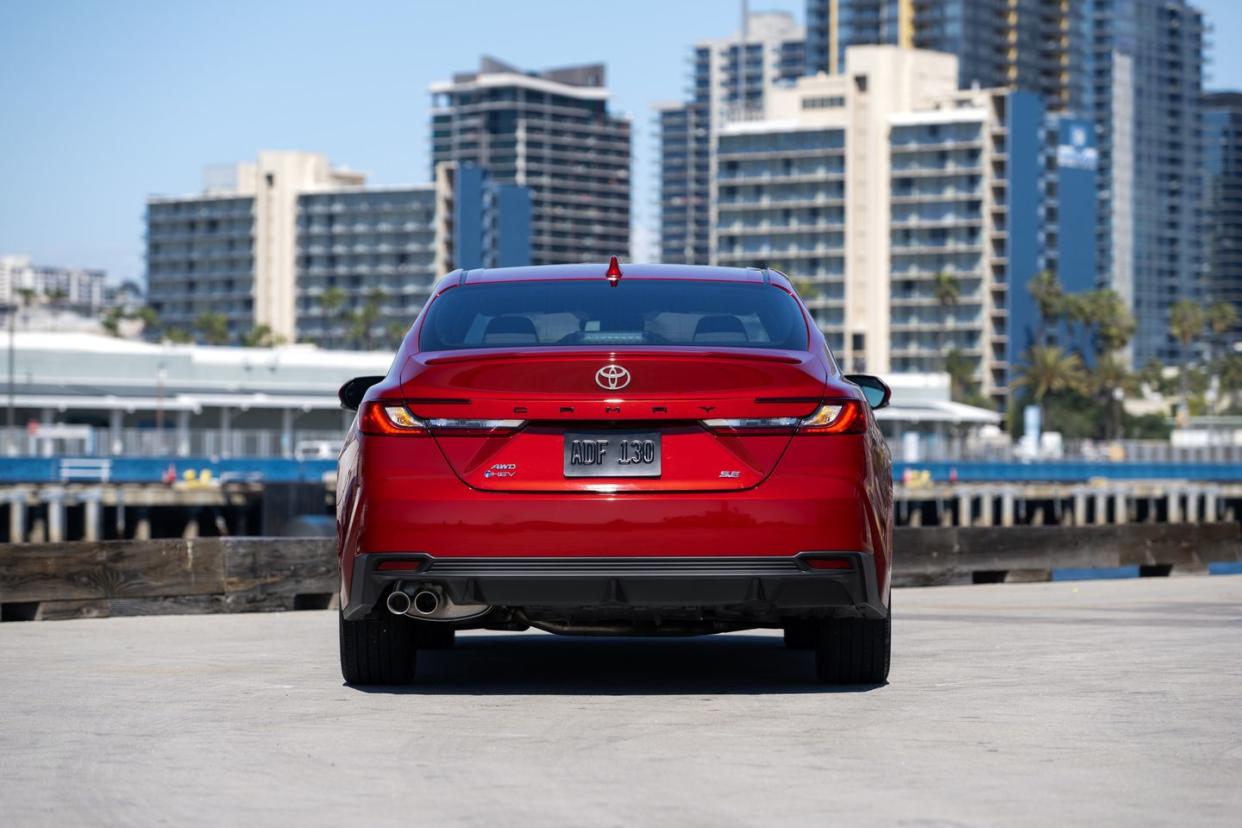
[147, 152, 530, 349]
[804, 0, 1089, 114]
[1203, 91, 1242, 340]
[1, 255, 108, 311]
[714, 46, 1097, 408]
[655, 12, 805, 265]
[430, 57, 630, 265]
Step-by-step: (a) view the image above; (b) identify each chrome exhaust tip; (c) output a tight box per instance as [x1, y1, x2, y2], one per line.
[412, 589, 441, 617]
[385, 589, 412, 616]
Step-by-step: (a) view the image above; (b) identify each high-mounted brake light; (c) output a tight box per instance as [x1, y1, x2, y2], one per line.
[606, 255, 622, 286]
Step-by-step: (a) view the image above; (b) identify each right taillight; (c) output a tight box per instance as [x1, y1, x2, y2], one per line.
[797, 401, 867, 435]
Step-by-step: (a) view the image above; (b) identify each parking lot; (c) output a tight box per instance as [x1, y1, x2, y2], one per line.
[1, 576, 1239, 826]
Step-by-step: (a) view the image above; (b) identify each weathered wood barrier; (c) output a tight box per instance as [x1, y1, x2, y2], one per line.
[1, 523, 1239, 620]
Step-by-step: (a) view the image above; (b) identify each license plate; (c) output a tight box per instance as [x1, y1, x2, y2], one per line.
[563, 431, 661, 478]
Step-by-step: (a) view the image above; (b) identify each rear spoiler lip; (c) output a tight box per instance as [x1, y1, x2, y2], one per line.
[417, 346, 810, 366]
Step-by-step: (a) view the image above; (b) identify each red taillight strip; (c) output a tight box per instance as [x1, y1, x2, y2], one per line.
[359, 402, 430, 436]
[358, 403, 524, 437]
[701, 400, 866, 436]
[796, 400, 867, 435]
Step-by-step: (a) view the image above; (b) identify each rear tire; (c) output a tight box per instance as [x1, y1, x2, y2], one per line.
[814, 611, 890, 685]
[339, 610, 417, 685]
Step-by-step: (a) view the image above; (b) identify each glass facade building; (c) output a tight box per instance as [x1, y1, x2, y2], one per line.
[1085, 0, 1205, 364]
[1202, 92, 1242, 340]
[804, 1, 1087, 112]
[430, 58, 630, 266]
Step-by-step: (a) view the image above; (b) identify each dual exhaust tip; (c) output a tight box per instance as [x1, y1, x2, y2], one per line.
[386, 587, 441, 617]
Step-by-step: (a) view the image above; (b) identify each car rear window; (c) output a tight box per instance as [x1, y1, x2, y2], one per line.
[419, 280, 809, 352]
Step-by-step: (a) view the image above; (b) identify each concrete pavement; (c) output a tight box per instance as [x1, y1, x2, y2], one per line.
[1, 577, 1239, 826]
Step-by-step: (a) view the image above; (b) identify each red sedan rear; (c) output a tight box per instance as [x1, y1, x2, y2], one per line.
[336, 262, 893, 685]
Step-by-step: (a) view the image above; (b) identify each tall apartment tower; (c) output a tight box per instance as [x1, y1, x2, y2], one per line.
[715, 46, 1096, 407]
[1203, 91, 1242, 339]
[429, 57, 631, 266]
[804, 1, 1087, 112]
[1086, 0, 1205, 364]
[655, 12, 805, 264]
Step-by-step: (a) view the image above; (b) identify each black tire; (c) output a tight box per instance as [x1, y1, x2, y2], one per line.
[782, 620, 817, 650]
[414, 622, 456, 650]
[339, 610, 417, 685]
[814, 611, 890, 685]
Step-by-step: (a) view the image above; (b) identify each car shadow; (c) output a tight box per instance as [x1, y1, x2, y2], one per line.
[348, 633, 887, 696]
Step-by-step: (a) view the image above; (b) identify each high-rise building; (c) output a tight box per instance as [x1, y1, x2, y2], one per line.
[804, 1, 1087, 113]
[0, 255, 107, 310]
[147, 151, 364, 342]
[715, 46, 1096, 407]
[1086, 0, 1205, 364]
[1202, 92, 1242, 341]
[656, 12, 805, 264]
[147, 152, 530, 348]
[295, 162, 530, 348]
[429, 57, 631, 266]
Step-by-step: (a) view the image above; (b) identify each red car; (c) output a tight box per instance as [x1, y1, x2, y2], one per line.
[336, 262, 893, 685]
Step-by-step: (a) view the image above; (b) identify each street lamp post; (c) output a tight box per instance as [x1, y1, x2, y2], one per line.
[7, 301, 15, 456]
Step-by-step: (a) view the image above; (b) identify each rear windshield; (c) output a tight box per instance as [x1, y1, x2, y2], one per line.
[419, 280, 808, 352]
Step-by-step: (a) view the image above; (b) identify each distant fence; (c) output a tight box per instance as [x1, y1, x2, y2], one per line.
[1, 524, 1238, 621]
[3, 456, 1242, 485]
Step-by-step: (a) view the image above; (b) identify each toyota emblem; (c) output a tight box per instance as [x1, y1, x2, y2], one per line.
[595, 364, 631, 390]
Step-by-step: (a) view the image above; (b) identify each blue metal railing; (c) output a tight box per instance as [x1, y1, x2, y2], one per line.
[0, 456, 1241, 485]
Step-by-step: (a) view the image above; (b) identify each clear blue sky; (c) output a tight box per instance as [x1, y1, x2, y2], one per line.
[1, 0, 1238, 284]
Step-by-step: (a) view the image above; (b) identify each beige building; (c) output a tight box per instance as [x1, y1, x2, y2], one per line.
[714, 46, 1022, 405]
[147, 151, 364, 344]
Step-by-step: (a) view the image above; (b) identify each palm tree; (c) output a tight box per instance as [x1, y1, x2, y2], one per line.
[347, 290, 385, 351]
[1170, 300, 1205, 422]
[1080, 289, 1135, 357]
[194, 311, 230, 346]
[932, 272, 961, 371]
[241, 324, 283, 348]
[319, 287, 347, 348]
[1028, 270, 1064, 344]
[1014, 345, 1087, 405]
[1090, 354, 1137, 440]
[1208, 301, 1239, 360]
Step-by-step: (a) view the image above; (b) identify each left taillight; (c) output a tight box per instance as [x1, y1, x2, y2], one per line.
[358, 402, 524, 437]
[359, 402, 429, 436]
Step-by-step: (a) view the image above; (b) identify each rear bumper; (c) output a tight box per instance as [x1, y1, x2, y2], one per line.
[342, 552, 886, 621]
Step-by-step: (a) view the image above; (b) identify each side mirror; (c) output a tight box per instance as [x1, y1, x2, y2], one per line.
[338, 376, 385, 411]
[845, 374, 891, 410]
